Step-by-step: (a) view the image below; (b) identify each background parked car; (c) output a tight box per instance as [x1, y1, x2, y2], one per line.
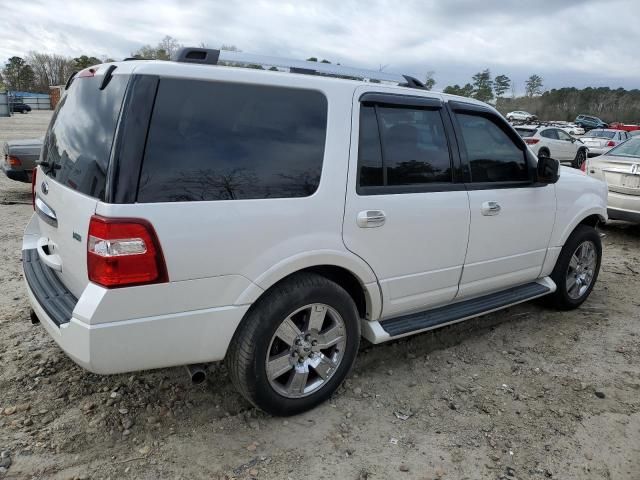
[580, 129, 630, 157]
[9, 102, 32, 114]
[608, 122, 640, 133]
[2, 138, 42, 183]
[514, 125, 588, 168]
[559, 123, 585, 136]
[584, 136, 640, 223]
[506, 110, 537, 122]
[575, 114, 608, 131]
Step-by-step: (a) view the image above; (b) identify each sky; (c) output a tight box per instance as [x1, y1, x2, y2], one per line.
[1, 0, 639, 94]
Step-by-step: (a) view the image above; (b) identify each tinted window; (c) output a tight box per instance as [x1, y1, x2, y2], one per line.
[357, 104, 451, 190]
[540, 129, 558, 140]
[138, 79, 327, 202]
[41, 75, 129, 199]
[515, 128, 537, 138]
[358, 106, 383, 187]
[456, 113, 529, 183]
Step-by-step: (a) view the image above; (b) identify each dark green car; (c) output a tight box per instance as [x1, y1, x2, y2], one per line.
[575, 114, 608, 131]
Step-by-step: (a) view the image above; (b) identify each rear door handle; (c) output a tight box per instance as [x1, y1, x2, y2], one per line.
[481, 201, 501, 216]
[357, 210, 386, 228]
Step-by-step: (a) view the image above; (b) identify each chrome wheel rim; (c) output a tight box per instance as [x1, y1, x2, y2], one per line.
[265, 303, 347, 399]
[566, 241, 597, 300]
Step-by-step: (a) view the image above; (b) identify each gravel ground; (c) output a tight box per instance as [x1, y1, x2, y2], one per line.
[1, 112, 639, 480]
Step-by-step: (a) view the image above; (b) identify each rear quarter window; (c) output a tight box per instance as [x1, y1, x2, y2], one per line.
[41, 74, 129, 199]
[137, 79, 328, 202]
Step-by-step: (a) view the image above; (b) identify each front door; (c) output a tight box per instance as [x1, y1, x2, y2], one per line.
[342, 88, 470, 319]
[449, 104, 556, 299]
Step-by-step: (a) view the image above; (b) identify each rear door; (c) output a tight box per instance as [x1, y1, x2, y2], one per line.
[448, 102, 555, 299]
[343, 89, 470, 318]
[556, 128, 579, 161]
[34, 67, 129, 297]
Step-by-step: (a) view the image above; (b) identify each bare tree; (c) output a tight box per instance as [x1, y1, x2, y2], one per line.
[27, 52, 74, 90]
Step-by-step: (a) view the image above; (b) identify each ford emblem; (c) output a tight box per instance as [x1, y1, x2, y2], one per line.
[41, 181, 49, 195]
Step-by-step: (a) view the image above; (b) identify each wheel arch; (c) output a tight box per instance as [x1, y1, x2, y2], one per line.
[555, 210, 606, 247]
[234, 250, 383, 322]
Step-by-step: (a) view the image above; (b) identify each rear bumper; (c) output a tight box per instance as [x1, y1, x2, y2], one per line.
[607, 190, 640, 223]
[23, 247, 250, 374]
[587, 148, 608, 157]
[2, 167, 31, 183]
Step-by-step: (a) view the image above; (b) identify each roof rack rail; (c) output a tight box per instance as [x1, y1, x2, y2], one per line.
[173, 47, 424, 88]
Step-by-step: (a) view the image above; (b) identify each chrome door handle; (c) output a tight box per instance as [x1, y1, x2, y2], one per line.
[481, 201, 501, 216]
[357, 210, 386, 228]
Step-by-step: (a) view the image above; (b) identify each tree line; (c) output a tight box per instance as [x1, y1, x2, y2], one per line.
[497, 87, 640, 123]
[434, 69, 544, 101]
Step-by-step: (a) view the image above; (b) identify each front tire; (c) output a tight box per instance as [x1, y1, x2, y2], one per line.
[226, 272, 361, 416]
[573, 149, 587, 169]
[548, 225, 601, 310]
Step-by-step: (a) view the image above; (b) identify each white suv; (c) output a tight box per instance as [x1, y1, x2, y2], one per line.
[23, 48, 608, 415]
[514, 125, 589, 169]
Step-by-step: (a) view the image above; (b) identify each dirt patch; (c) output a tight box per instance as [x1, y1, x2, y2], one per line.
[1, 112, 639, 479]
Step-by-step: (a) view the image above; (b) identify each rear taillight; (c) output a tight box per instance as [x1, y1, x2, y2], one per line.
[31, 167, 37, 210]
[524, 138, 540, 145]
[606, 141, 615, 147]
[87, 215, 168, 288]
[7, 155, 21, 167]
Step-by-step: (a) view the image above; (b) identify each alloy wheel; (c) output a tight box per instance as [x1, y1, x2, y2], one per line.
[265, 303, 347, 399]
[566, 240, 597, 300]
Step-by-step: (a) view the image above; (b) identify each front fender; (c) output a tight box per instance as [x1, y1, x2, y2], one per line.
[551, 168, 608, 247]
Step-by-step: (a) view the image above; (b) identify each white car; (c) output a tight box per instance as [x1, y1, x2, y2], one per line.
[23, 48, 608, 415]
[559, 123, 585, 136]
[584, 137, 640, 223]
[506, 110, 537, 122]
[514, 125, 589, 168]
[581, 129, 631, 157]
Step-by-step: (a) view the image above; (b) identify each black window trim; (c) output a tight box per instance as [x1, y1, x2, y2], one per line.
[446, 101, 539, 188]
[356, 92, 463, 196]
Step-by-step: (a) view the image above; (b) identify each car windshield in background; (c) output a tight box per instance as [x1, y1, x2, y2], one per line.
[515, 128, 537, 138]
[607, 138, 640, 158]
[588, 131, 615, 139]
[40, 74, 129, 200]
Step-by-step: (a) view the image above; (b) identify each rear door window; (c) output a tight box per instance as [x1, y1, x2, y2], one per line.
[41, 74, 129, 200]
[138, 79, 328, 202]
[357, 103, 452, 192]
[540, 129, 559, 140]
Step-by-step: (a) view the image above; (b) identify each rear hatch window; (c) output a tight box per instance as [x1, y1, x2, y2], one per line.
[41, 73, 129, 200]
[515, 128, 537, 138]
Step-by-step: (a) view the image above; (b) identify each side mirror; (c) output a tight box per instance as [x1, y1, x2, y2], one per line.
[537, 156, 560, 184]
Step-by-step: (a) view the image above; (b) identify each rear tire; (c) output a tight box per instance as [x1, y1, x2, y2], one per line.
[548, 225, 601, 310]
[226, 272, 360, 416]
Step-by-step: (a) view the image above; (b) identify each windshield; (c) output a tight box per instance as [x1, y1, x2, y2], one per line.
[607, 138, 640, 158]
[41, 73, 129, 200]
[515, 128, 537, 138]
[587, 131, 615, 139]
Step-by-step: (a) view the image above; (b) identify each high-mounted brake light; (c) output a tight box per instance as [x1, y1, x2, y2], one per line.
[606, 140, 615, 147]
[78, 68, 96, 78]
[524, 138, 540, 145]
[87, 215, 168, 288]
[31, 167, 37, 210]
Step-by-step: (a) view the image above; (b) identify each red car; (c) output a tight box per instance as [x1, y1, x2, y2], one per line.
[608, 122, 640, 132]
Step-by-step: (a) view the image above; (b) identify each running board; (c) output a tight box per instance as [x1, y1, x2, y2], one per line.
[378, 281, 552, 338]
